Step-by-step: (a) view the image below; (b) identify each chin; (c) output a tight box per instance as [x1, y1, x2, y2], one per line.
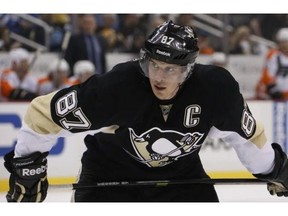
[156, 96, 167, 100]
[154, 94, 172, 100]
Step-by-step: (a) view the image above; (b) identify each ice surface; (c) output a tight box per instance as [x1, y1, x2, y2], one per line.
[1, 184, 287, 202]
[0, 185, 287, 216]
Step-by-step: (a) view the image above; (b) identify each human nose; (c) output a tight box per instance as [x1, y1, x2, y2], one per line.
[153, 69, 166, 82]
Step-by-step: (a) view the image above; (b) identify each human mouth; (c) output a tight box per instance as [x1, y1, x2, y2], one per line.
[154, 84, 166, 91]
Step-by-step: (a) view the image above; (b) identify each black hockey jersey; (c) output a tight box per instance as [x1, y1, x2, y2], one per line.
[44, 60, 261, 182]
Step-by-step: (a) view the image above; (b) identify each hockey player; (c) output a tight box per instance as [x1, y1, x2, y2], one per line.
[37, 59, 72, 96]
[255, 27, 288, 100]
[0, 47, 38, 101]
[69, 60, 95, 85]
[3, 20, 288, 202]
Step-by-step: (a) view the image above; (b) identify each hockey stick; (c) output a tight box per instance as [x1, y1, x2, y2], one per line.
[49, 178, 267, 190]
[56, 30, 71, 69]
[28, 48, 45, 71]
[61, 31, 72, 56]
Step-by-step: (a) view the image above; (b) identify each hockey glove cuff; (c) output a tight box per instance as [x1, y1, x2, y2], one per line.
[253, 143, 288, 197]
[4, 150, 49, 202]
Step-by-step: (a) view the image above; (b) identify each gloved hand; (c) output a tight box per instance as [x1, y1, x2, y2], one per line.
[4, 150, 49, 202]
[9, 88, 38, 101]
[266, 84, 283, 100]
[254, 143, 288, 197]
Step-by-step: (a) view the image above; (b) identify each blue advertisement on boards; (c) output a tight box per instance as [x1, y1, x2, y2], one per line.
[0, 113, 64, 157]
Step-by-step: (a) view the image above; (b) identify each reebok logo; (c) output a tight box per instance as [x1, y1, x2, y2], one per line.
[22, 165, 47, 176]
[156, 49, 171, 57]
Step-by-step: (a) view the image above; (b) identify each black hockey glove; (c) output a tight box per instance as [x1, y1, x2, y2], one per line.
[9, 88, 38, 101]
[266, 84, 283, 99]
[253, 143, 288, 197]
[4, 150, 49, 202]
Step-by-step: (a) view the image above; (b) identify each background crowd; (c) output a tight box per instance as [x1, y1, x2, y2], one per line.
[1, 14, 288, 102]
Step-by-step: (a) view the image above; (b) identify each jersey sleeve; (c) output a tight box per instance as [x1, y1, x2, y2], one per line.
[49, 73, 119, 133]
[207, 67, 275, 174]
[13, 61, 134, 157]
[14, 73, 116, 157]
[207, 67, 255, 139]
[14, 91, 71, 157]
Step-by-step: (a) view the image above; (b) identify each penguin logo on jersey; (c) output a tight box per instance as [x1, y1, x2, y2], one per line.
[124, 127, 204, 167]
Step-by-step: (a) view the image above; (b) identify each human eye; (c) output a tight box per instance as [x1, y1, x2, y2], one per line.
[151, 61, 159, 69]
[164, 67, 176, 73]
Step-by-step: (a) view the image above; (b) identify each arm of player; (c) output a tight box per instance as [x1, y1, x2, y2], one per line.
[234, 120, 288, 197]
[208, 121, 288, 197]
[207, 121, 275, 175]
[231, 118, 288, 197]
[5, 74, 112, 202]
[15, 91, 73, 156]
[208, 67, 288, 197]
[4, 91, 73, 202]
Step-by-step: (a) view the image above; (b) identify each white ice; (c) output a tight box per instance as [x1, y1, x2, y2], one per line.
[1, 184, 287, 202]
[0, 186, 287, 216]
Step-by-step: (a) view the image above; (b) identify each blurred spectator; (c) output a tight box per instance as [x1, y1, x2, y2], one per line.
[175, 14, 194, 26]
[210, 52, 227, 68]
[97, 14, 120, 52]
[0, 14, 44, 51]
[197, 29, 215, 55]
[230, 26, 252, 54]
[229, 14, 263, 37]
[49, 14, 71, 51]
[37, 58, 72, 95]
[116, 14, 148, 53]
[69, 60, 95, 85]
[64, 14, 107, 76]
[255, 28, 288, 100]
[146, 15, 166, 35]
[260, 15, 288, 41]
[0, 18, 22, 50]
[229, 26, 265, 55]
[175, 14, 220, 54]
[0, 14, 28, 35]
[96, 14, 120, 30]
[0, 47, 38, 101]
[31, 14, 71, 52]
[0, 27, 12, 51]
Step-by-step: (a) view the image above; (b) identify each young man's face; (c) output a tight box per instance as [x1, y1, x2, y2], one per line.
[148, 59, 188, 100]
[13, 59, 29, 80]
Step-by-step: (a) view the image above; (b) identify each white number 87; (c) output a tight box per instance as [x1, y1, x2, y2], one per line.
[55, 91, 91, 130]
[161, 36, 174, 45]
[56, 91, 77, 116]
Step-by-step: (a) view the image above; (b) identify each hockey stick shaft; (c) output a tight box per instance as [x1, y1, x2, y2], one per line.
[56, 30, 71, 66]
[28, 49, 42, 71]
[67, 178, 266, 190]
[61, 31, 71, 54]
